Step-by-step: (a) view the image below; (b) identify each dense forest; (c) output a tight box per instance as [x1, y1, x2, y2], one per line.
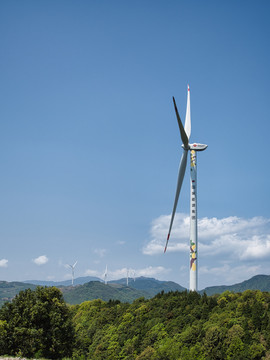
[0, 286, 270, 359]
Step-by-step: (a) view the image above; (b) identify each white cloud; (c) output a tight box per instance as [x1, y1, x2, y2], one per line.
[0, 259, 8, 268]
[143, 213, 189, 255]
[240, 235, 270, 260]
[135, 266, 170, 278]
[85, 269, 100, 277]
[117, 240, 126, 245]
[143, 213, 270, 262]
[33, 255, 49, 266]
[113, 266, 170, 279]
[93, 248, 106, 258]
[198, 216, 267, 240]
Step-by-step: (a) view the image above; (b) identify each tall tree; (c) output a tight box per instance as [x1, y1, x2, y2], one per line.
[0, 286, 74, 359]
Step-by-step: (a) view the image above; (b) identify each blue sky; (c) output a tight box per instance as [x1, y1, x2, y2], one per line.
[0, 0, 269, 290]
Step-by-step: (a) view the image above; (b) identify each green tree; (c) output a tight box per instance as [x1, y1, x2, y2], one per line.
[136, 346, 157, 360]
[0, 320, 8, 354]
[0, 286, 74, 359]
[203, 325, 225, 359]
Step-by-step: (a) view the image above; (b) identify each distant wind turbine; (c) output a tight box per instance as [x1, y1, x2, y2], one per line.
[104, 265, 108, 285]
[68, 261, 78, 286]
[164, 85, 207, 292]
[126, 268, 129, 286]
[131, 269, 136, 282]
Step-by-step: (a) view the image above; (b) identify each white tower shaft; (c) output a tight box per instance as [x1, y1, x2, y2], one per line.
[190, 150, 198, 291]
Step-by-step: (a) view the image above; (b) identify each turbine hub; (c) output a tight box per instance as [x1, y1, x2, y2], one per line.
[181, 144, 190, 150]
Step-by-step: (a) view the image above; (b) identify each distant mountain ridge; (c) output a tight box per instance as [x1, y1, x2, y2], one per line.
[201, 274, 270, 296]
[24, 276, 101, 287]
[109, 276, 186, 297]
[1, 274, 270, 307]
[1, 277, 185, 306]
[61, 277, 186, 304]
[61, 281, 148, 304]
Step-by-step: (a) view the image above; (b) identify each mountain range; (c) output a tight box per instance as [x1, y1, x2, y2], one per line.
[60, 277, 186, 305]
[24, 276, 101, 287]
[1, 274, 270, 307]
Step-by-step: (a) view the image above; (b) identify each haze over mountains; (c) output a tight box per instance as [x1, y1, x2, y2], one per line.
[1, 274, 270, 307]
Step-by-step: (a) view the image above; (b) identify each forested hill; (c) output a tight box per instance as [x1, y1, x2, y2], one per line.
[61, 281, 148, 304]
[70, 289, 270, 359]
[109, 276, 185, 297]
[2, 274, 270, 307]
[61, 278, 185, 304]
[2, 286, 270, 359]
[0, 281, 36, 307]
[0, 277, 185, 306]
[202, 274, 270, 296]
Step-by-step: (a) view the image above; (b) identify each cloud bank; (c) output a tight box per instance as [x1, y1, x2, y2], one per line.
[143, 213, 270, 262]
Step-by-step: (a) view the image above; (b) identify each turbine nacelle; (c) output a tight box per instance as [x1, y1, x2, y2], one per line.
[182, 143, 208, 151]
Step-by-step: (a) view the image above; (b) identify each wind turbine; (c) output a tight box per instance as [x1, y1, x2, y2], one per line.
[68, 261, 77, 286]
[104, 265, 108, 285]
[126, 268, 129, 286]
[164, 85, 207, 292]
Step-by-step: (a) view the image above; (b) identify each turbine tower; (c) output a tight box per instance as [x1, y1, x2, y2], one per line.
[164, 85, 207, 292]
[68, 261, 77, 286]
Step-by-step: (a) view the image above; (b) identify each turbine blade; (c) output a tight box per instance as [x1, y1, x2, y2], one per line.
[165, 149, 188, 252]
[73, 261, 78, 268]
[184, 85, 191, 139]
[173, 97, 189, 148]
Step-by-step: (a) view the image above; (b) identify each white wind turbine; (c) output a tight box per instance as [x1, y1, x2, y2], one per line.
[164, 85, 207, 292]
[126, 268, 129, 286]
[68, 261, 78, 286]
[104, 265, 108, 285]
[131, 269, 136, 282]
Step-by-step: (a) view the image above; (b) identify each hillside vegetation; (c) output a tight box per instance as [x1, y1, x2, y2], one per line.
[1, 286, 270, 359]
[61, 281, 148, 304]
[0, 281, 36, 307]
[71, 290, 270, 359]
